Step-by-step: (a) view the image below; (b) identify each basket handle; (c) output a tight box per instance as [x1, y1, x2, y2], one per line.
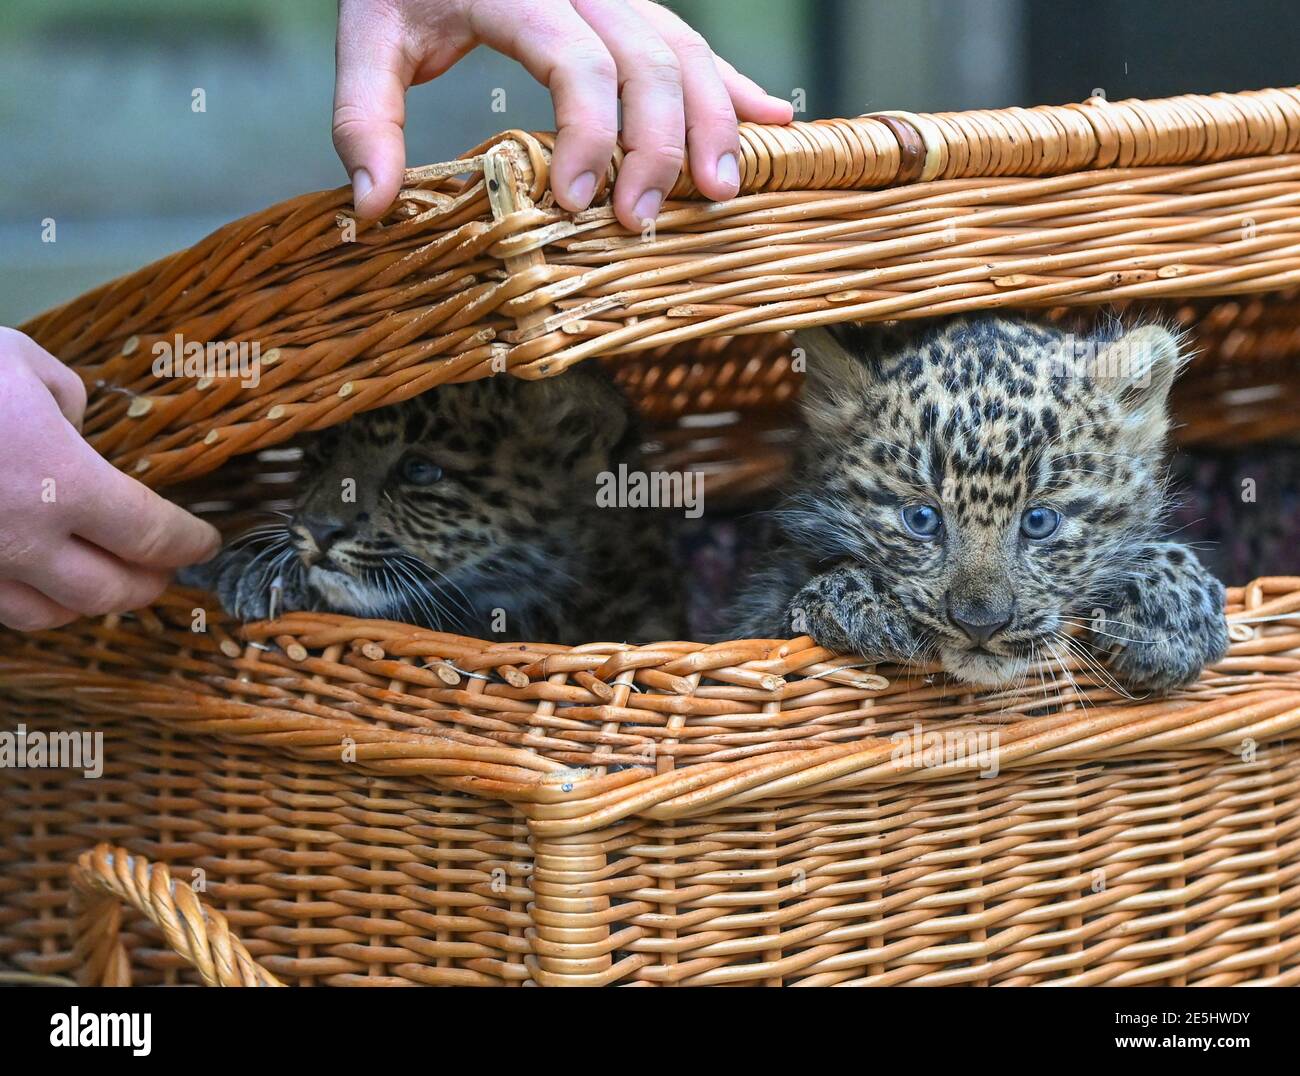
[70, 843, 282, 987]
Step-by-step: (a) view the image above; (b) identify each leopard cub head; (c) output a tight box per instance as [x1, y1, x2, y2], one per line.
[284, 369, 629, 626]
[789, 314, 1185, 685]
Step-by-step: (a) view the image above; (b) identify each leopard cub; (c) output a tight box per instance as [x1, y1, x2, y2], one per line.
[184, 368, 683, 645]
[728, 314, 1229, 693]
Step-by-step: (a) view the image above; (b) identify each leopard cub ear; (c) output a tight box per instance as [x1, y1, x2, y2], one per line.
[794, 325, 872, 434]
[522, 368, 631, 463]
[1084, 324, 1185, 450]
[1085, 324, 1184, 412]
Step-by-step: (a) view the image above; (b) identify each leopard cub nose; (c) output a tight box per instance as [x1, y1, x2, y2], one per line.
[299, 514, 349, 552]
[945, 596, 1014, 646]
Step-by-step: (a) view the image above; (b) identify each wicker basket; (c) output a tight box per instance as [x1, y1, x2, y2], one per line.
[3, 88, 1300, 987]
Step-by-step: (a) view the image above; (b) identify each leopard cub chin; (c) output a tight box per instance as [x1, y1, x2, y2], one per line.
[728, 314, 1229, 694]
[939, 646, 1030, 688]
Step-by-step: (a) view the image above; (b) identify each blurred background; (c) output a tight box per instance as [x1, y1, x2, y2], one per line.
[4, 0, 1300, 325]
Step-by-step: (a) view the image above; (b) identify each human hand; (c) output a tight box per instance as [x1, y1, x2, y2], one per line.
[0, 328, 221, 630]
[333, 0, 794, 230]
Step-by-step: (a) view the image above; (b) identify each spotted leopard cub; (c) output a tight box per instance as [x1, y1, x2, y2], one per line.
[185, 369, 682, 644]
[729, 315, 1229, 693]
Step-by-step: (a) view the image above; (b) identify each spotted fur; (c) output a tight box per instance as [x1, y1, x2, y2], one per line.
[186, 369, 683, 644]
[728, 314, 1229, 693]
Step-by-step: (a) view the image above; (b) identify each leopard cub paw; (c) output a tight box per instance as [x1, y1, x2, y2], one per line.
[1102, 543, 1228, 694]
[784, 566, 917, 661]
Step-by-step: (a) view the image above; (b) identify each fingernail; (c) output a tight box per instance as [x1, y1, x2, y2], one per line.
[351, 167, 373, 209]
[633, 188, 663, 225]
[716, 152, 740, 194]
[568, 171, 597, 208]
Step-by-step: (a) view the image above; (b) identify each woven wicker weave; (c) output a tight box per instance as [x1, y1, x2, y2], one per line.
[3, 87, 1300, 986]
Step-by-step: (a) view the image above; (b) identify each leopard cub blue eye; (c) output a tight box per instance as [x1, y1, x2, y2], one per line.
[1021, 506, 1061, 539]
[397, 454, 443, 485]
[901, 503, 942, 538]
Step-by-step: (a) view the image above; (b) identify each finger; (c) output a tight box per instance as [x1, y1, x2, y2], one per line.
[0, 578, 80, 632]
[711, 53, 796, 123]
[69, 451, 221, 570]
[466, 0, 618, 212]
[630, 1, 739, 200]
[14, 536, 169, 617]
[573, 0, 684, 230]
[333, 0, 413, 218]
[2, 328, 87, 430]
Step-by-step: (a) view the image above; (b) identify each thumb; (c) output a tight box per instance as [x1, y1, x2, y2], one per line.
[73, 450, 222, 570]
[333, 1, 412, 218]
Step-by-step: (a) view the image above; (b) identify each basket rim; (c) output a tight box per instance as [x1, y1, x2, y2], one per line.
[3, 577, 1298, 825]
